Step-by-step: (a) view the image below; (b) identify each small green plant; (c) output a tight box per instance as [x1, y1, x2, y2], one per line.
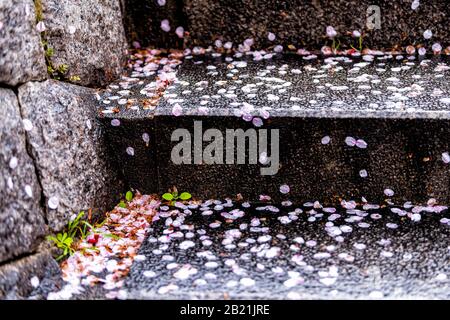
[331, 38, 341, 52]
[47, 211, 86, 261]
[350, 35, 364, 52]
[162, 191, 192, 205]
[34, 1, 67, 80]
[58, 64, 69, 74]
[83, 220, 119, 241]
[118, 190, 134, 208]
[357, 35, 363, 51]
[126, 190, 133, 202]
[40, 40, 71, 80]
[47, 232, 74, 261]
[47, 210, 118, 261]
[67, 211, 88, 238]
[45, 46, 54, 58]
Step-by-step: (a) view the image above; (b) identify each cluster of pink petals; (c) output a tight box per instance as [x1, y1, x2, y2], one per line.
[49, 194, 160, 300]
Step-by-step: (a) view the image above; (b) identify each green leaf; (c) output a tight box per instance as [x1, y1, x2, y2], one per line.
[58, 64, 68, 74]
[125, 191, 133, 202]
[82, 220, 94, 229]
[47, 235, 57, 242]
[64, 237, 73, 246]
[179, 192, 192, 200]
[96, 219, 107, 228]
[162, 193, 174, 201]
[78, 226, 86, 239]
[118, 201, 127, 208]
[77, 211, 85, 220]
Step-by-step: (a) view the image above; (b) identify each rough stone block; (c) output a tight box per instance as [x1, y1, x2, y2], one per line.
[41, 0, 128, 87]
[19, 80, 124, 231]
[0, 0, 47, 86]
[0, 88, 46, 263]
[0, 250, 60, 300]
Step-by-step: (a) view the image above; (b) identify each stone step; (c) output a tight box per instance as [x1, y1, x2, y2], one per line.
[98, 52, 450, 204]
[123, 0, 450, 51]
[123, 199, 450, 299]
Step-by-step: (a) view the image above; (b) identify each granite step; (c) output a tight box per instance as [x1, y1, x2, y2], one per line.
[31, 197, 450, 300]
[98, 52, 450, 205]
[123, 199, 450, 299]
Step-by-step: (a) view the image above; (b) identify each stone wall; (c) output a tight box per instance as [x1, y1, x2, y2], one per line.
[18, 80, 124, 232]
[0, 89, 47, 263]
[0, 0, 126, 299]
[0, 0, 47, 86]
[39, 0, 128, 87]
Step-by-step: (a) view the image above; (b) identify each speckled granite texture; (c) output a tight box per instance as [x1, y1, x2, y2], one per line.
[0, 89, 46, 263]
[124, 200, 450, 299]
[19, 80, 124, 231]
[40, 0, 128, 87]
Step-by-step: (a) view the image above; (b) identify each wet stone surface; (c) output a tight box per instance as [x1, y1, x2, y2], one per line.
[124, 199, 450, 299]
[19, 80, 124, 232]
[0, 250, 61, 300]
[97, 49, 183, 119]
[99, 52, 450, 118]
[122, 0, 185, 49]
[156, 53, 450, 118]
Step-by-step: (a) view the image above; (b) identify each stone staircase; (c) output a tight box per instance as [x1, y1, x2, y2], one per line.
[99, 53, 450, 205]
[2, 0, 450, 300]
[92, 1, 450, 300]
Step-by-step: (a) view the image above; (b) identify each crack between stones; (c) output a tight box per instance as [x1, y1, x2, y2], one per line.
[13, 87, 49, 227]
[0, 83, 18, 90]
[0, 248, 40, 268]
[0, 78, 49, 89]
[32, 0, 78, 88]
